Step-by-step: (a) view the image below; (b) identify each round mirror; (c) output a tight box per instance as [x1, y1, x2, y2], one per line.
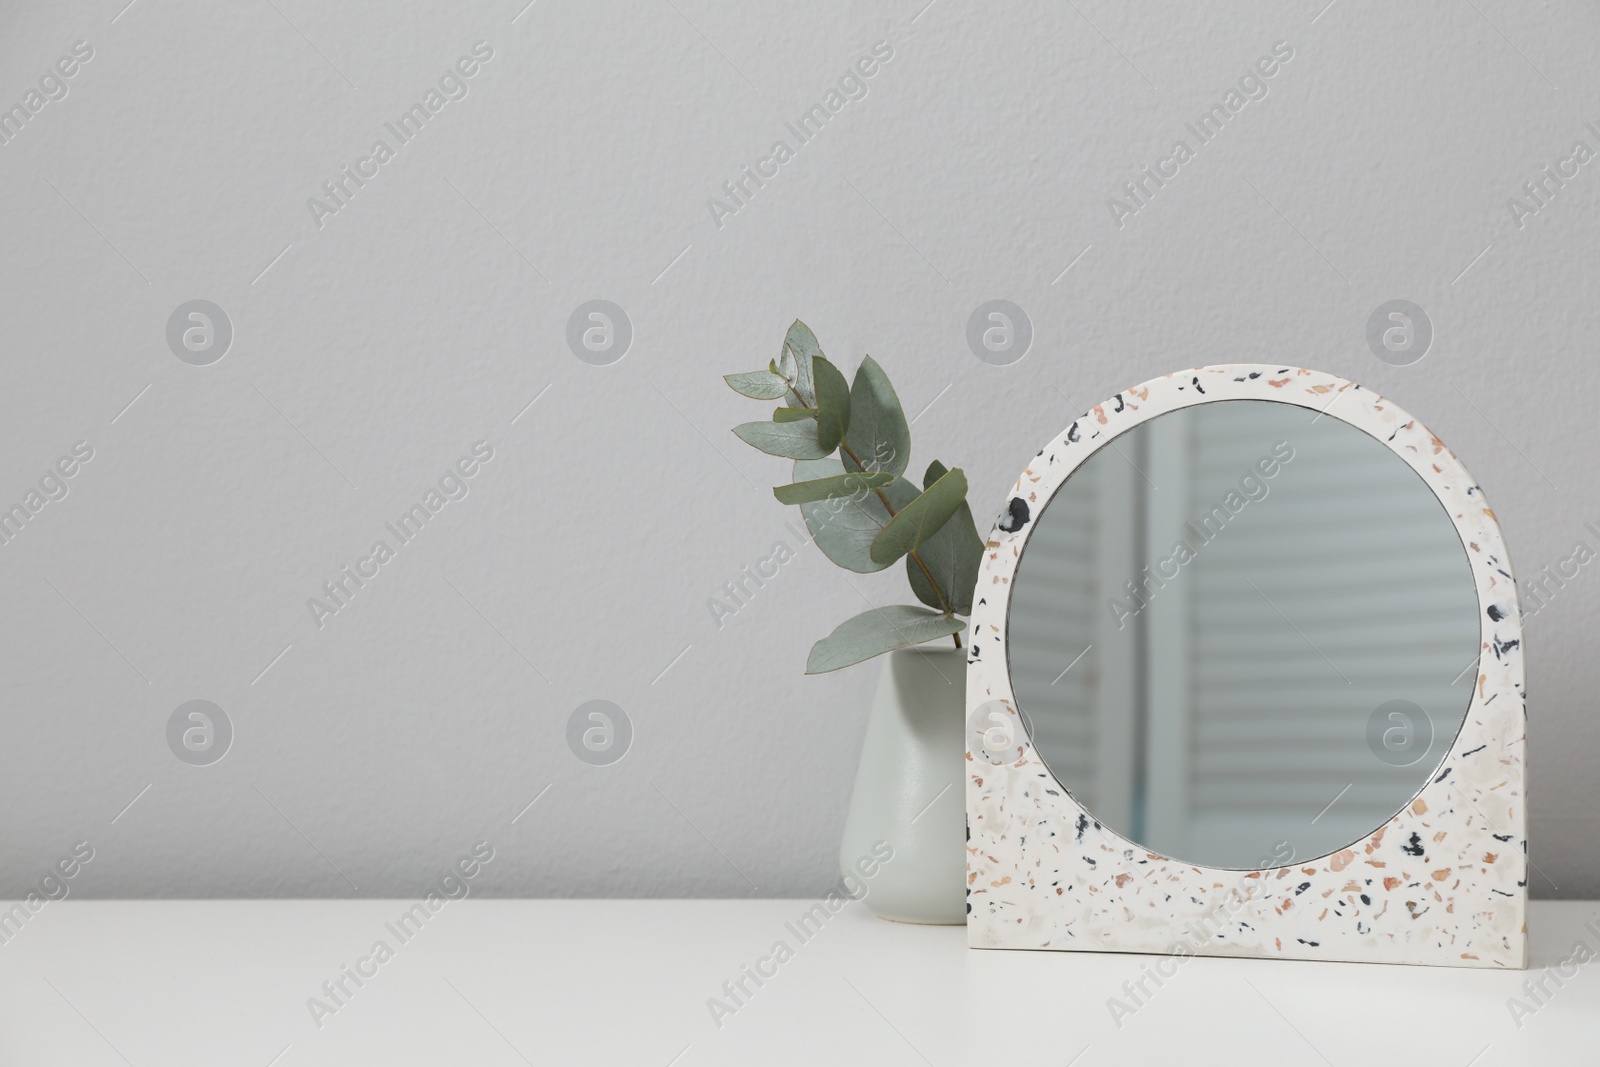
[1007, 399, 1480, 870]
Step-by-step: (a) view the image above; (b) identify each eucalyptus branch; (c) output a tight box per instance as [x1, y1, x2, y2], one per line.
[728, 321, 981, 672]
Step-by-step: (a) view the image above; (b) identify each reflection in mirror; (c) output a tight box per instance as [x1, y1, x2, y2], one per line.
[1008, 400, 1480, 870]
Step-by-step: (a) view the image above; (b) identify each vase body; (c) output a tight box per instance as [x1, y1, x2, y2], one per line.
[838, 646, 967, 924]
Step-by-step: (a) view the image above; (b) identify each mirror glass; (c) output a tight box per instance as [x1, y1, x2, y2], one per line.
[1007, 399, 1479, 870]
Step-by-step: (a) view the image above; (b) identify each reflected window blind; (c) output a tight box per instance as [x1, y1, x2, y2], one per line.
[1174, 405, 1477, 857]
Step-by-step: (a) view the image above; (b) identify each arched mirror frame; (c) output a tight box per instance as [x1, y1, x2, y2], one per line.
[965, 365, 1527, 969]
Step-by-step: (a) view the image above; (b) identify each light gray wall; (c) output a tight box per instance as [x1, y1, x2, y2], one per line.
[1, 0, 1594, 900]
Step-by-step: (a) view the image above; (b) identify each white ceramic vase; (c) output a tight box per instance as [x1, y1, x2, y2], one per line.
[838, 646, 967, 924]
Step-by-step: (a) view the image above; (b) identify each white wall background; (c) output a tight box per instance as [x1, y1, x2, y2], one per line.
[1, 0, 1595, 900]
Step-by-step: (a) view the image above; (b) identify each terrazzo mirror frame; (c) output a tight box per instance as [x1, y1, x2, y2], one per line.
[965, 364, 1527, 969]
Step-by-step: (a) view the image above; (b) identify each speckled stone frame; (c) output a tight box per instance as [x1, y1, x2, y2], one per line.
[966, 365, 1527, 969]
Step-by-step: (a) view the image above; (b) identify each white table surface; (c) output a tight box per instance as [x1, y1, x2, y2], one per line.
[1, 899, 1595, 1065]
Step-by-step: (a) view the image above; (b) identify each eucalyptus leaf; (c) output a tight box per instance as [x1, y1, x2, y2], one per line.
[782, 320, 820, 408]
[869, 467, 968, 566]
[907, 460, 983, 614]
[773, 407, 817, 423]
[794, 457, 919, 573]
[724, 370, 789, 400]
[733, 420, 829, 460]
[812, 355, 851, 452]
[841, 355, 910, 478]
[805, 605, 966, 674]
[773, 470, 892, 505]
